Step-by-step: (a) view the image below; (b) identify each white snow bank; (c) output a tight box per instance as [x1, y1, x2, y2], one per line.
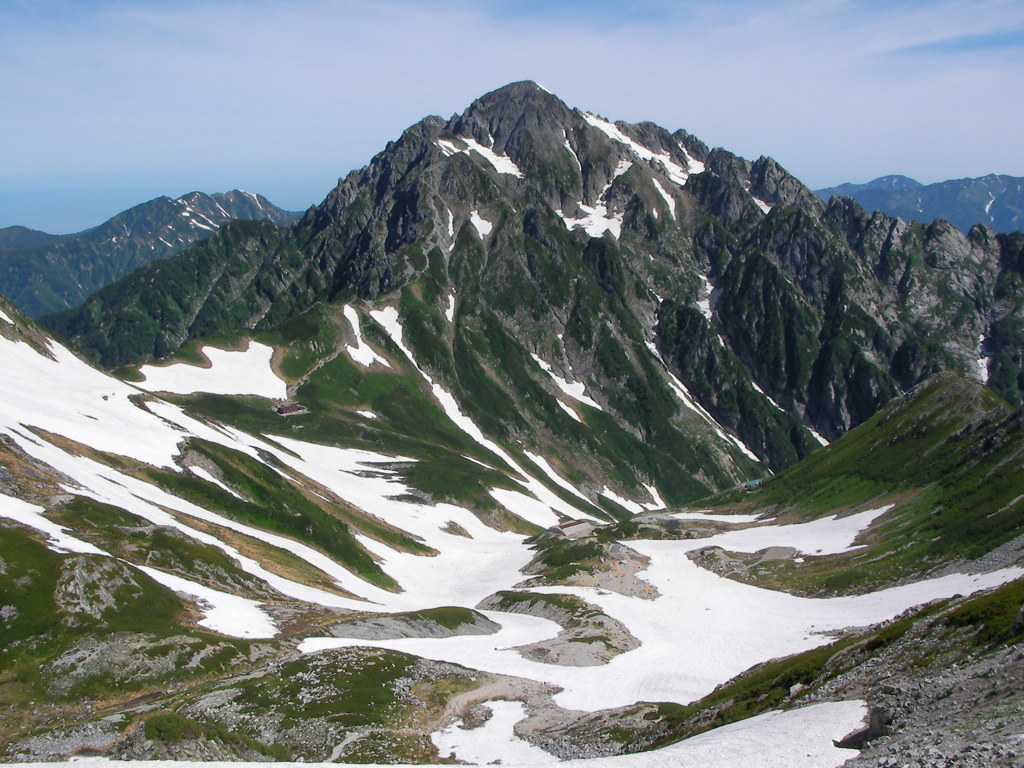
[694, 506, 892, 557]
[300, 499, 1023, 711]
[671, 510, 767, 524]
[0, 308, 13, 324]
[582, 113, 691, 186]
[697, 273, 714, 321]
[189, 466, 245, 500]
[0, 492, 276, 640]
[752, 196, 772, 214]
[644, 341, 760, 462]
[136, 565, 277, 638]
[369, 307, 589, 527]
[651, 178, 676, 219]
[530, 353, 601, 410]
[524, 451, 589, 501]
[469, 210, 493, 238]
[137, 342, 286, 399]
[437, 136, 524, 178]
[432, 700, 556, 765]
[642, 483, 666, 510]
[0, 493, 106, 555]
[600, 486, 646, 515]
[343, 305, 391, 368]
[556, 199, 622, 239]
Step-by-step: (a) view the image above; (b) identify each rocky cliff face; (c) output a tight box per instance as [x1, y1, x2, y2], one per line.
[41, 83, 1024, 494]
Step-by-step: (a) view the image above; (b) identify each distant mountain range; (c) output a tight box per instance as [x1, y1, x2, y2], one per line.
[815, 174, 1024, 234]
[0, 190, 301, 318]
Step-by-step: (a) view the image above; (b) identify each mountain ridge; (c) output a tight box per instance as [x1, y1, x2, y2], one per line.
[816, 173, 1024, 234]
[0, 190, 301, 319]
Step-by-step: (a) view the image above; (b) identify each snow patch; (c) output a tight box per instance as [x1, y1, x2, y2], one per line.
[652, 178, 676, 219]
[137, 342, 287, 399]
[343, 305, 391, 368]
[645, 341, 761, 462]
[436, 136, 524, 178]
[752, 196, 773, 214]
[370, 308, 588, 526]
[355, 410, 377, 420]
[600, 486, 645, 515]
[469, 210, 493, 238]
[556, 399, 582, 423]
[976, 334, 990, 383]
[0, 493, 106, 555]
[530, 353, 602, 409]
[524, 451, 589, 501]
[136, 565, 277, 639]
[582, 112, 691, 186]
[0, 308, 13, 324]
[432, 700, 555, 765]
[189, 466, 245, 499]
[562, 131, 581, 167]
[697, 274, 715, 321]
[642, 483, 666, 510]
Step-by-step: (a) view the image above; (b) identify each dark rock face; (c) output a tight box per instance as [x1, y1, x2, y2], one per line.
[39, 81, 1024, 488]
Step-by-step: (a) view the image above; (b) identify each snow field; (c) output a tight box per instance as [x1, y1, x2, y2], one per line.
[136, 565, 277, 639]
[0, 493, 106, 555]
[643, 341, 761, 462]
[651, 178, 676, 219]
[556, 197, 622, 239]
[137, 342, 287, 399]
[298, 503, 1022, 711]
[581, 113, 692, 186]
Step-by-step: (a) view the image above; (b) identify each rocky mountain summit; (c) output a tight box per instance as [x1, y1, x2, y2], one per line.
[0, 190, 300, 318]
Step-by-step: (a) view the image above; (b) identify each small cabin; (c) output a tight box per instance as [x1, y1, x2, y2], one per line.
[556, 519, 595, 539]
[275, 402, 307, 416]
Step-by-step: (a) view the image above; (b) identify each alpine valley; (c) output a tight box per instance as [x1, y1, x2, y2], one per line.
[1, 82, 1022, 768]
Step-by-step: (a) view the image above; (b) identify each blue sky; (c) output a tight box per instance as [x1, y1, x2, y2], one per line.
[2, 0, 1023, 233]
